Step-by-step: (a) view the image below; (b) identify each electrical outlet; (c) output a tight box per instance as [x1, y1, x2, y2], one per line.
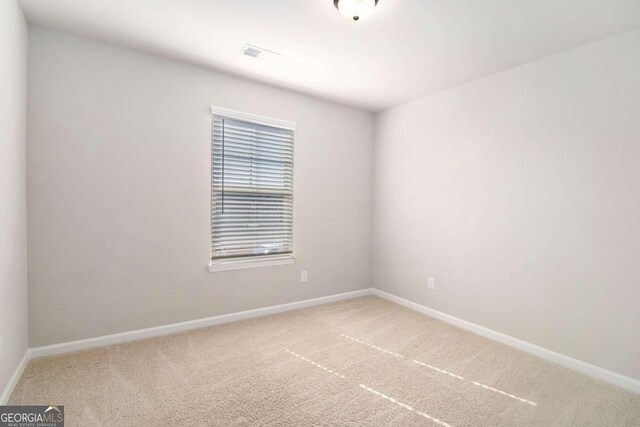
[301, 271, 308, 283]
[428, 277, 435, 290]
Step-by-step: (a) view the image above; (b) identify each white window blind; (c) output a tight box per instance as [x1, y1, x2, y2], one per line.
[211, 113, 294, 261]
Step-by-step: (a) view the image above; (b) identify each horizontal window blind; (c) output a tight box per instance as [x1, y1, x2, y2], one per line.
[211, 115, 294, 260]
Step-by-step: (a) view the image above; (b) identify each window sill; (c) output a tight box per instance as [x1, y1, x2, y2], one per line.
[208, 255, 295, 272]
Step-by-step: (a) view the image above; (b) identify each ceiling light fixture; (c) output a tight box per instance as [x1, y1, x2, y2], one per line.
[334, 0, 379, 22]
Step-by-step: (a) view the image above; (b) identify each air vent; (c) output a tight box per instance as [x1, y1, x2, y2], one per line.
[240, 44, 281, 61]
[242, 46, 262, 58]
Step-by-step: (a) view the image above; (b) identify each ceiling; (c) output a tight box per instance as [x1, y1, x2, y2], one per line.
[19, 0, 640, 111]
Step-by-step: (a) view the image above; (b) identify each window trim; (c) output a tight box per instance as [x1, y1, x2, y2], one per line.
[208, 254, 296, 272]
[208, 106, 297, 272]
[210, 106, 297, 131]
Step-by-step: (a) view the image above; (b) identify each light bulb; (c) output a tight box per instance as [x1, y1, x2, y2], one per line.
[335, 0, 378, 21]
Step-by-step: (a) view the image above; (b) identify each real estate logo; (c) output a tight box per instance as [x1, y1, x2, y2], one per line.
[0, 406, 64, 427]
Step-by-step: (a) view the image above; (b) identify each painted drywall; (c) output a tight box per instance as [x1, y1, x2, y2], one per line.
[27, 27, 373, 347]
[0, 0, 29, 395]
[373, 29, 640, 381]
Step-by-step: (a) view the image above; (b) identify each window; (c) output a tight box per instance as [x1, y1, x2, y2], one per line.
[209, 107, 296, 272]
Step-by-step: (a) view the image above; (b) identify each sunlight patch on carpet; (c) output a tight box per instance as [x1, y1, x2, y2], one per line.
[339, 333, 537, 407]
[339, 334, 405, 358]
[358, 384, 453, 427]
[285, 349, 346, 379]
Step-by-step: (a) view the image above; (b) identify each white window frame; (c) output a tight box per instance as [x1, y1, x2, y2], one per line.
[208, 106, 296, 273]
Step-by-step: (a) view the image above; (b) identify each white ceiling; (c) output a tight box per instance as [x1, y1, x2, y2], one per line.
[19, 0, 640, 111]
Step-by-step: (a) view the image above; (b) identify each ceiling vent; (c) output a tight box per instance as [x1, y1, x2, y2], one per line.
[240, 44, 280, 61]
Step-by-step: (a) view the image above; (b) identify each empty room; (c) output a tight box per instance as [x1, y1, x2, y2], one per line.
[1, 0, 639, 425]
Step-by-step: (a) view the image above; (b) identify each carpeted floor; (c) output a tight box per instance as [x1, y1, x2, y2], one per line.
[9, 296, 640, 426]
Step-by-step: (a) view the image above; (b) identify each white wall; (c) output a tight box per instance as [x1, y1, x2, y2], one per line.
[373, 29, 640, 380]
[0, 0, 29, 395]
[27, 27, 373, 347]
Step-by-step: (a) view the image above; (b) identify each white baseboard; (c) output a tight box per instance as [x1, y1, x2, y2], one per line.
[0, 350, 30, 405]
[371, 289, 640, 394]
[30, 288, 372, 359]
[20, 287, 640, 396]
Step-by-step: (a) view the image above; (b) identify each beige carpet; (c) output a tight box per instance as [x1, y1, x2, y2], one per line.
[9, 296, 640, 426]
